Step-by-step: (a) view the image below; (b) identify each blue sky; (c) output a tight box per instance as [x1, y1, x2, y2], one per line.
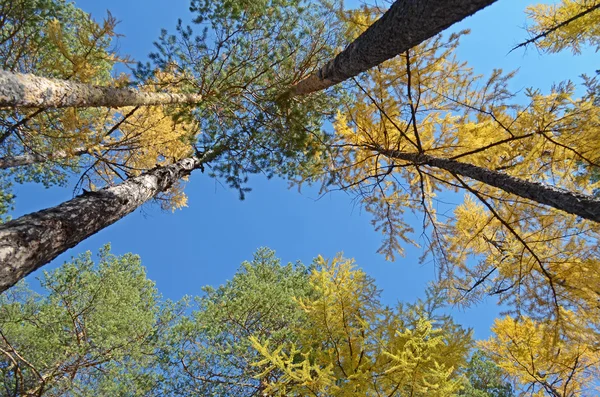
[13, 0, 599, 340]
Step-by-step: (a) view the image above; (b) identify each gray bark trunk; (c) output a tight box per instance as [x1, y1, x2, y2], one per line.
[289, 0, 497, 96]
[0, 70, 202, 108]
[0, 150, 220, 293]
[0, 148, 87, 169]
[0, 153, 49, 168]
[381, 149, 600, 223]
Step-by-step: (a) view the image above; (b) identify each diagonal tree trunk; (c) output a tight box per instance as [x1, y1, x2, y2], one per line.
[0, 148, 222, 293]
[288, 0, 497, 96]
[379, 148, 600, 223]
[0, 70, 202, 108]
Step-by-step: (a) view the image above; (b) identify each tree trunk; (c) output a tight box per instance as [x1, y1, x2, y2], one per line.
[0, 149, 221, 293]
[289, 0, 497, 96]
[0, 70, 203, 108]
[0, 153, 49, 168]
[381, 148, 600, 223]
[0, 149, 88, 169]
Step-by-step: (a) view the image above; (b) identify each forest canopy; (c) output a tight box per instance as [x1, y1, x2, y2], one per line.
[0, 0, 598, 395]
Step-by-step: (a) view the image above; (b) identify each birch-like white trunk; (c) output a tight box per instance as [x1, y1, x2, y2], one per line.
[0, 150, 220, 293]
[289, 0, 497, 96]
[0, 149, 88, 169]
[0, 153, 52, 168]
[382, 149, 600, 223]
[0, 70, 202, 108]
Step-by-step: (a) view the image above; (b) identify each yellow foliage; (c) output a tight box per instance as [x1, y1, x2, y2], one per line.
[106, 105, 195, 174]
[251, 255, 471, 396]
[3, 7, 198, 211]
[322, 5, 600, 332]
[481, 314, 600, 396]
[84, 103, 196, 210]
[526, 0, 600, 54]
[318, 10, 600, 394]
[158, 179, 190, 212]
[43, 11, 122, 83]
[325, 31, 484, 260]
[41, 68, 199, 210]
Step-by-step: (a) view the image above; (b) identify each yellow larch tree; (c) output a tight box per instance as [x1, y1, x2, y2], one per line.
[306, 3, 600, 395]
[251, 254, 472, 396]
[481, 2, 600, 395]
[305, 2, 600, 328]
[480, 313, 600, 396]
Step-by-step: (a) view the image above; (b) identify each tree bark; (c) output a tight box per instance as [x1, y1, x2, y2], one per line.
[0, 70, 203, 108]
[0, 149, 221, 293]
[380, 148, 600, 223]
[0, 152, 49, 168]
[289, 0, 497, 96]
[0, 149, 88, 169]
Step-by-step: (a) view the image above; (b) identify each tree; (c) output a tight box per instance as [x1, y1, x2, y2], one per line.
[480, 314, 600, 397]
[0, 152, 220, 293]
[0, 246, 317, 396]
[304, 3, 600, 394]
[0, 0, 121, 220]
[0, 70, 203, 108]
[288, 0, 498, 96]
[474, 3, 600, 394]
[460, 350, 515, 397]
[0, 0, 199, 226]
[0, 0, 338, 291]
[359, 148, 600, 222]
[0, 245, 178, 396]
[301, 4, 600, 329]
[0, 0, 207, 216]
[158, 247, 314, 396]
[251, 254, 473, 396]
[3, 245, 526, 397]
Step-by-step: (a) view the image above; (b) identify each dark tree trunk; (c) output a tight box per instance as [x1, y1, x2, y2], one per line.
[0, 70, 203, 108]
[289, 0, 497, 96]
[0, 150, 220, 293]
[381, 149, 600, 223]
